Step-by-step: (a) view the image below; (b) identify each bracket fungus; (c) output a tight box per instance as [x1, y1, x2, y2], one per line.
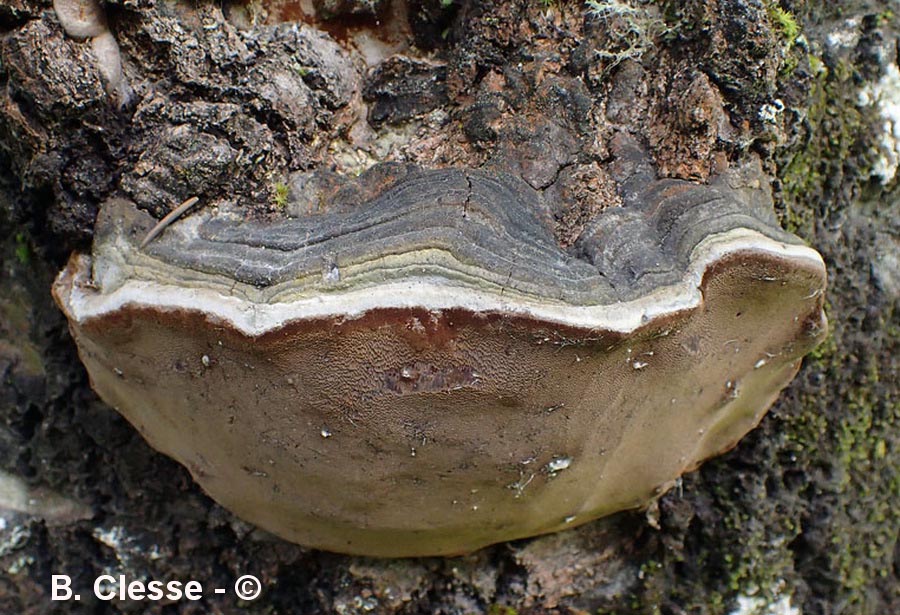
[52, 142, 827, 557]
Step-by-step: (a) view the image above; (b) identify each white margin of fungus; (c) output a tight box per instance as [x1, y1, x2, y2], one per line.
[56, 228, 826, 337]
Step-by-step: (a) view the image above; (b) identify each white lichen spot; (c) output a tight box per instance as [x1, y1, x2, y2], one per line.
[858, 63, 900, 183]
[754, 358, 768, 369]
[730, 588, 801, 615]
[585, 0, 668, 69]
[758, 99, 785, 124]
[92, 523, 162, 567]
[93, 525, 128, 552]
[7, 555, 34, 575]
[825, 17, 861, 51]
[201, 354, 210, 367]
[352, 595, 379, 612]
[632, 360, 649, 370]
[320, 428, 332, 438]
[0, 524, 30, 558]
[564, 514, 576, 523]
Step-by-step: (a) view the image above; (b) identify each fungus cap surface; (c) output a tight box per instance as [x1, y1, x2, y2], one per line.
[53, 158, 827, 557]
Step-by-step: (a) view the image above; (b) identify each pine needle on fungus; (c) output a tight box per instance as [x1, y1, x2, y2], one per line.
[140, 196, 200, 249]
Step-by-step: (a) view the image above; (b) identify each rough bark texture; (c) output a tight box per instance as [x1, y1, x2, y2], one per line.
[0, 0, 897, 614]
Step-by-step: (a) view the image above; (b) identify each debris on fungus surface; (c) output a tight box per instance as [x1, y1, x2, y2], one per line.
[52, 136, 827, 557]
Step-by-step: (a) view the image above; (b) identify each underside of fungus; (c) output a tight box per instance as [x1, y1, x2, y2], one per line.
[53, 143, 827, 557]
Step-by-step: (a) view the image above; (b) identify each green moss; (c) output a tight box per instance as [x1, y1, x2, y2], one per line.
[807, 53, 826, 76]
[765, 3, 803, 78]
[14, 232, 29, 265]
[486, 606, 518, 615]
[780, 294, 898, 608]
[272, 182, 290, 208]
[822, 389, 899, 601]
[767, 4, 800, 43]
[780, 57, 865, 233]
[778, 53, 800, 78]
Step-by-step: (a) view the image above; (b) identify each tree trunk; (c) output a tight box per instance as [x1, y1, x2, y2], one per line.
[0, 0, 897, 613]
